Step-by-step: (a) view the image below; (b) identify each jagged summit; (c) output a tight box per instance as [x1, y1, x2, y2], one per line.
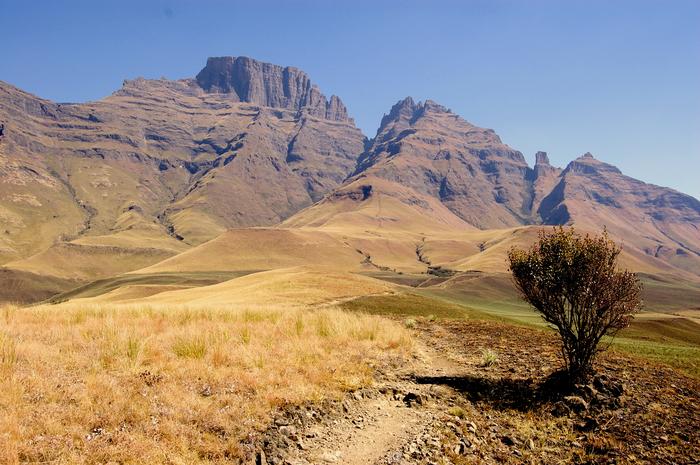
[535, 151, 551, 166]
[194, 56, 350, 122]
[564, 152, 622, 175]
[377, 97, 452, 135]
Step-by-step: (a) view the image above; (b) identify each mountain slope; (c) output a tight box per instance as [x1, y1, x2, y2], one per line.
[352, 98, 534, 229]
[0, 56, 364, 276]
[538, 153, 700, 273]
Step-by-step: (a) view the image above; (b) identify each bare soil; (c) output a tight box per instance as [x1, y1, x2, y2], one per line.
[252, 319, 700, 465]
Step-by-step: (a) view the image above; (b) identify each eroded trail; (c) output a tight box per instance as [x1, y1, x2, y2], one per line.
[270, 319, 700, 465]
[282, 329, 463, 465]
[289, 397, 425, 465]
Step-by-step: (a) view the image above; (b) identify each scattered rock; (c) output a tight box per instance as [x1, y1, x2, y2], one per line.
[403, 392, 423, 407]
[576, 417, 599, 432]
[564, 395, 589, 413]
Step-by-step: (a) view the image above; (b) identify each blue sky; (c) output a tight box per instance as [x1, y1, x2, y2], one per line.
[2, 0, 699, 198]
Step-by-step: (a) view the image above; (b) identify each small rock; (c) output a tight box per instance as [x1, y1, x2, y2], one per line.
[402, 392, 423, 407]
[527, 438, 535, 450]
[353, 391, 363, 401]
[564, 395, 589, 413]
[576, 417, 599, 432]
[200, 385, 212, 397]
[320, 451, 341, 463]
[279, 425, 297, 440]
[552, 401, 570, 417]
[513, 449, 522, 457]
[254, 451, 267, 465]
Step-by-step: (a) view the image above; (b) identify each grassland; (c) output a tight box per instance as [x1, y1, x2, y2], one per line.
[0, 302, 412, 464]
[341, 288, 700, 379]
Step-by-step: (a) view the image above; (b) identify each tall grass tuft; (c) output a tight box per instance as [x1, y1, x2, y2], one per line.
[315, 314, 333, 337]
[240, 326, 251, 344]
[172, 335, 207, 359]
[295, 315, 304, 336]
[480, 348, 499, 367]
[126, 334, 145, 364]
[0, 332, 18, 373]
[2, 304, 18, 324]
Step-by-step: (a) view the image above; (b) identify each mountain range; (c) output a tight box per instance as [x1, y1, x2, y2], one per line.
[1, 56, 699, 302]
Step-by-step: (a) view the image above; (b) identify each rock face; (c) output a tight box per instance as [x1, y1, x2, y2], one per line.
[352, 97, 534, 229]
[0, 57, 364, 268]
[195, 56, 350, 122]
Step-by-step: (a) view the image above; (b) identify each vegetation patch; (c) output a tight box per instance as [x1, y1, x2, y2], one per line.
[0, 302, 412, 464]
[340, 293, 490, 320]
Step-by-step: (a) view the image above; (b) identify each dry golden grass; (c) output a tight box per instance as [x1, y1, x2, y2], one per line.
[0, 302, 412, 464]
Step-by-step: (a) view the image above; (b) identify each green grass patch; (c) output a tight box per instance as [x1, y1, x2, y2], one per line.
[611, 337, 700, 379]
[339, 293, 491, 320]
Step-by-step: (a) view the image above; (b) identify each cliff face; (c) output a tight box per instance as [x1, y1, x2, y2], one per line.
[195, 56, 351, 122]
[352, 97, 534, 229]
[0, 57, 364, 269]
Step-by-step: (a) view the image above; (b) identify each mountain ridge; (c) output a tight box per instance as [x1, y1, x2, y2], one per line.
[1, 58, 699, 294]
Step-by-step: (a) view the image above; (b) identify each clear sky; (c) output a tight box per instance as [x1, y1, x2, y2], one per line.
[2, 0, 699, 198]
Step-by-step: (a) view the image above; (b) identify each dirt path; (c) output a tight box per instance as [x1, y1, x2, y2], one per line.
[282, 331, 463, 465]
[287, 397, 425, 465]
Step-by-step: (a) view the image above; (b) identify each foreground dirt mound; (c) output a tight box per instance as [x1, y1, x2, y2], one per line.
[257, 319, 699, 465]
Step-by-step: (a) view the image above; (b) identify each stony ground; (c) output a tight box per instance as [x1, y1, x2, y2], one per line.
[250, 319, 700, 465]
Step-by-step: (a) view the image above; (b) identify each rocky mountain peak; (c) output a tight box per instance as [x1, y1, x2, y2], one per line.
[194, 56, 351, 122]
[532, 150, 560, 181]
[535, 151, 551, 166]
[378, 97, 417, 129]
[564, 152, 622, 176]
[375, 97, 455, 144]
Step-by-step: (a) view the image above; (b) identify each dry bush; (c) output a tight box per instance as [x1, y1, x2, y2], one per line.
[508, 227, 642, 384]
[0, 302, 412, 464]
